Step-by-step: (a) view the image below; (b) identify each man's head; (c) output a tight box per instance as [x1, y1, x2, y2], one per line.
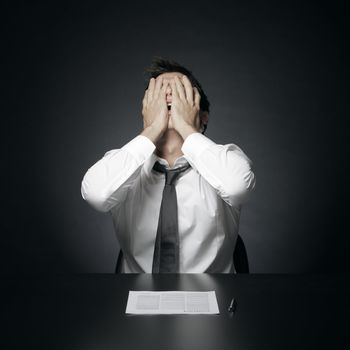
[144, 56, 210, 134]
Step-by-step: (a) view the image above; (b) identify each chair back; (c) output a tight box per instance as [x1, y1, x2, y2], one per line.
[233, 235, 250, 273]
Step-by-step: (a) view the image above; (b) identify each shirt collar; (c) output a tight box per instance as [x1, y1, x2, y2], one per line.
[155, 154, 189, 168]
[143, 152, 190, 178]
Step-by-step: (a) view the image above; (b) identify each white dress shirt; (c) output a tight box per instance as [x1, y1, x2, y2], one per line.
[81, 132, 256, 273]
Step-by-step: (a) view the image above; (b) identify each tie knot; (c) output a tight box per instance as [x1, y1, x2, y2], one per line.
[153, 161, 191, 185]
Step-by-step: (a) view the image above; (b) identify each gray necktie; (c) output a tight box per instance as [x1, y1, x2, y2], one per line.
[152, 160, 191, 273]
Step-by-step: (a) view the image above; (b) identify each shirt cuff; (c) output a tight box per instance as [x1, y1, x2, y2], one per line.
[121, 135, 156, 164]
[181, 132, 217, 162]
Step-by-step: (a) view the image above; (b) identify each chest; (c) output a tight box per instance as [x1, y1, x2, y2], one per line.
[129, 170, 222, 220]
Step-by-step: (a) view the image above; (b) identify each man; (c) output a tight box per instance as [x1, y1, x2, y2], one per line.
[81, 57, 256, 273]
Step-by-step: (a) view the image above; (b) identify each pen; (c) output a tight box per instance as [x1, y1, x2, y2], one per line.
[228, 298, 237, 313]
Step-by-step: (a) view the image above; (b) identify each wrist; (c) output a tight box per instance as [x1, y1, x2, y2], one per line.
[141, 125, 164, 144]
[177, 123, 199, 140]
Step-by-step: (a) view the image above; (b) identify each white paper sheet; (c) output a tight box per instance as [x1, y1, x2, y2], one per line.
[125, 291, 220, 314]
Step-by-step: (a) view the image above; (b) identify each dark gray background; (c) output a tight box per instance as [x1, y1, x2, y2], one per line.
[3, 0, 348, 273]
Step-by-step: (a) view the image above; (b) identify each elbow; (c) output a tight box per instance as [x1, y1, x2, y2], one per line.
[222, 166, 256, 206]
[81, 177, 111, 213]
[242, 167, 256, 192]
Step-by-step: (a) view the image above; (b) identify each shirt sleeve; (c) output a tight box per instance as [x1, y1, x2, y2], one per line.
[81, 135, 156, 212]
[181, 132, 256, 206]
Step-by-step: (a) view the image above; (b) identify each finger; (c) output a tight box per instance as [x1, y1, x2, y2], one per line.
[194, 87, 201, 108]
[142, 89, 148, 108]
[174, 76, 186, 101]
[170, 79, 178, 100]
[160, 80, 168, 96]
[159, 80, 168, 106]
[181, 75, 194, 104]
[154, 76, 163, 98]
[148, 77, 155, 101]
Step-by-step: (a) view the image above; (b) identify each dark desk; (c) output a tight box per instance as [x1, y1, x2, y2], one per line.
[2, 274, 349, 349]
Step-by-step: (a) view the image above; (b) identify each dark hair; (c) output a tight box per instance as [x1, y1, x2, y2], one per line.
[143, 56, 210, 134]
